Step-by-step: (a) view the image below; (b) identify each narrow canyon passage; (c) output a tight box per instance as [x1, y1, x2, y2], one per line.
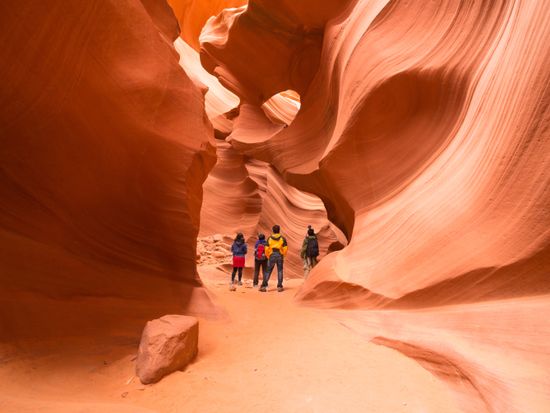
[0, 267, 462, 413]
[1, 1, 549, 412]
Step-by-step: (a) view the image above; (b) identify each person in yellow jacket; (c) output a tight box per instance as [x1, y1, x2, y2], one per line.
[259, 225, 288, 292]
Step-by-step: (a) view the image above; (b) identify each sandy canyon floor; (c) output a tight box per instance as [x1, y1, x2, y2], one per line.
[0, 266, 464, 413]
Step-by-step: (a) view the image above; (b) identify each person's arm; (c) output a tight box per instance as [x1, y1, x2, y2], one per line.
[281, 236, 288, 256]
[265, 237, 272, 258]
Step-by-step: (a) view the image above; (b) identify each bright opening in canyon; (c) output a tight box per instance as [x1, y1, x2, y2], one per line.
[1, 1, 549, 413]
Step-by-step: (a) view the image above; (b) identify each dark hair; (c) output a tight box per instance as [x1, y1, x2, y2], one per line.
[272, 225, 280, 234]
[235, 232, 244, 242]
[258, 233, 265, 240]
[307, 228, 315, 236]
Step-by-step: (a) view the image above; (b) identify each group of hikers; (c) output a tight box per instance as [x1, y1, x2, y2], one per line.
[229, 224, 320, 292]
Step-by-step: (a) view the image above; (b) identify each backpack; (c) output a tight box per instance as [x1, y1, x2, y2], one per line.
[256, 243, 266, 260]
[306, 236, 319, 257]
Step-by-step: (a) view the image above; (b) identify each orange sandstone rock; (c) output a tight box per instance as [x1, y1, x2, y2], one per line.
[136, 315, 199, 384]
[167, 0, 247, 50]
[200, 1, 550, 411]
[0, 0, 215, 343]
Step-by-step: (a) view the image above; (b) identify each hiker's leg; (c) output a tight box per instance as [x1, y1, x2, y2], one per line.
[238, 267, 243, 282]
[276, 255, 284, 288]
[231, 267, 237, 283]
[261, 260, 268, 283]
[253, 260, 260, 285]
[311, 256, 318, 268]
[262, 257, 275, 287]
[303, 256, 311, 278]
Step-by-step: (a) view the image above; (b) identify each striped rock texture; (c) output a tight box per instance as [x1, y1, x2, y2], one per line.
[200, 0, 550, 411]
[0, 0, 216, 343]
[177, 39, 341, 277]
[199, 141, 341, 277]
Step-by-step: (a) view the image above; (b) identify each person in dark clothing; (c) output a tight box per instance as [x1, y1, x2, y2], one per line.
[230, 232, 247, 290]
[253, 233, 268, 288]
[301, 226, 319, 278]
[260, 225, 288, 292]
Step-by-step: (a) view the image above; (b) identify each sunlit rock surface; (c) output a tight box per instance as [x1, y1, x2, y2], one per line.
[167, 0, 247, 50]
[201, 0, 550, 411]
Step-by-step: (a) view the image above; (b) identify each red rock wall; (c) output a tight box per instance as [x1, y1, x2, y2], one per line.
[200, 1, 550, 410]
[201, 0, 550, 307]
[176, 39, 339, 278]
[167, 0, 247, 50]
[0, 0, 216, 343]
[199, 141, 341, 278]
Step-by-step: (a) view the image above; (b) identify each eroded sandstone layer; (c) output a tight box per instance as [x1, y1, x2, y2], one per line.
[201, 0, 550, 307]
[200, 0, 550, 411]
[168, 0, 247, 51]
[199, 141, 341, 277]
[0, 0, 216, 344]
[176, 38, 341, 277]
[1, 0, 549, 411]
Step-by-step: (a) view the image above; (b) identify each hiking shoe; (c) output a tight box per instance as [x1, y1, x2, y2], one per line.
[238, 281, 243, 286]
[229, 284, 236, 291]
[253, 284, 258, 288]
[259, 287, 267, 292]
[277, 287, 284, 292]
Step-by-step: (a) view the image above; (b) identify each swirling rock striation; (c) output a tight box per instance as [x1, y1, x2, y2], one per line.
[199, 141, 341, 277]
[202, 0, 550, 309]
[167, 0, 247, 51]
[0, 0, 216, 344]
[201, 0, 550, 411]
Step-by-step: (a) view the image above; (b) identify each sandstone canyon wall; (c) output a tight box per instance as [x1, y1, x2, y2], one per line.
[176, 33, 341, 278]
[199, 141, 341, 277]
[1, 0, 549, 411]
[0, 0, 216, 345]
[200, 0, 550, 411]
[200, 0, 550, 308]
[168, 0, 247, 51]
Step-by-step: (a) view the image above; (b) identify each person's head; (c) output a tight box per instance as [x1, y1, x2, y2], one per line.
[258, 233, 265, 240]
[235, 232, 244, 242]
[272, 225, 280, 234]
[307, 227, 315, 236]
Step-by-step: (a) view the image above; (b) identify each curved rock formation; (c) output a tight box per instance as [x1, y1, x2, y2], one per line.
[261, 90, 301, 126]
[199, 141, 341, 277]
[1, 0, 549, 411]
[175, 37, 240, 125]
[201, 0, 550, 411]
[168, 0, 247, 51]
[200, 2, 329, 104]
[202, 0, 550, 306]
[0, 0, 216, 343]
[199, 142, 262, 238]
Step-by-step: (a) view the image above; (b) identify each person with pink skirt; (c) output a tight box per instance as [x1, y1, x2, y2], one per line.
[230, 232, 247, 290]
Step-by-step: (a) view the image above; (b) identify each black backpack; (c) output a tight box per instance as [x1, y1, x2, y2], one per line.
[306, 237, 319, 257]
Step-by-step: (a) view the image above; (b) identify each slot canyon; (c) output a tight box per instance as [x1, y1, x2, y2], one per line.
[1, 0, 549, 412]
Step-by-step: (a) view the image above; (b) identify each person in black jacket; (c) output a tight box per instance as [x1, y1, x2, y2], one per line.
[300, 226, 319, 278]
[230, 233, 247, 290]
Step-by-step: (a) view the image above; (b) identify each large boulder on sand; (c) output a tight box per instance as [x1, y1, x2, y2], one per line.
[136, 315, 199, 384]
